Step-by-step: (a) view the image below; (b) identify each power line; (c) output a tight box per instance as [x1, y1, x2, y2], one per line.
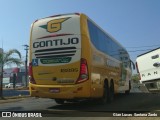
[127, 48, 154, 53]
[126, 44, 160, 49]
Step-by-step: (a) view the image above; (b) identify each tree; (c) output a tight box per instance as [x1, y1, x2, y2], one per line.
[0, 49, 23, 98]
[1, 49, 22, 67]
[132, 74, 140, 83]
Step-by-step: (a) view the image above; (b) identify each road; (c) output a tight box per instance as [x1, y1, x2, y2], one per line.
[0, 84, 160, 120]
[0, 93, 160, 111]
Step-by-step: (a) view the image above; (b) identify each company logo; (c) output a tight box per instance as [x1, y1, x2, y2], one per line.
[33, 37, 79, 48]
[39, 17, 70, 33]
[2, 112, 11, 117]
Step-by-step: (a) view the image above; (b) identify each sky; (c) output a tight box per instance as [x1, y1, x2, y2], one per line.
[0, 0, 160, 69]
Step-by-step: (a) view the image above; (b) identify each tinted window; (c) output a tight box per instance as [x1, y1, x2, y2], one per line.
[87, 19, 128, 61]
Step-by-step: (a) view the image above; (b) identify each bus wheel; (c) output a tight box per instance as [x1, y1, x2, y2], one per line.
[125, 81, 131, 94]
[108, 81, 114, 102]
[99, 80, 109, 104]
[55, 99, 65, 104]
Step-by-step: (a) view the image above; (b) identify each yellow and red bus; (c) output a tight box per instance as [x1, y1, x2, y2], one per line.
[29, 13, 134, 104]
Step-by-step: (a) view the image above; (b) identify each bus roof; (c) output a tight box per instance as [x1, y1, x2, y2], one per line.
[34, 13, 81, 22]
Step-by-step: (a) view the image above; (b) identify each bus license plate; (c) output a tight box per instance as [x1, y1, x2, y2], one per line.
[49, 88, 60, 93]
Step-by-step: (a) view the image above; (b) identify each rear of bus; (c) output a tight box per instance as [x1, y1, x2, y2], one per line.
[29, 13, 91, 100]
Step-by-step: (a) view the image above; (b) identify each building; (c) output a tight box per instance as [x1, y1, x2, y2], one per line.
[3, 66, 28, 86]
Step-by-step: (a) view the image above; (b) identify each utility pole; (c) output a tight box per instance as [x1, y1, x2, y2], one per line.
[23, 45, 29, 87]
[0, 65, 3, 99]
[0, 48, 3, 99]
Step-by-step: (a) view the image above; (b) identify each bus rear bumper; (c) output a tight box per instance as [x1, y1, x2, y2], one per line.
[29, 83, 90, 99]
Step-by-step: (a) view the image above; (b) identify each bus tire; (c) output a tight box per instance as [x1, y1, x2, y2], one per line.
[125, 81, 131, 94]
[108, 80, 114, 102]
[99, 80, 109, 104]
[55, 99, 65, 104]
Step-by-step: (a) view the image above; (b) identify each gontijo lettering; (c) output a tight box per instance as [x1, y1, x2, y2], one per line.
[33, 37, 79, 48]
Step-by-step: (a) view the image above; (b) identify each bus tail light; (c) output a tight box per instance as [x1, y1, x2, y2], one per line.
[29, 63, 36, 84]
[76, 58, 89, 84]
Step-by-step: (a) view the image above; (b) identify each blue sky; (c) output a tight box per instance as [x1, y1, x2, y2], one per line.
[0, 0, 160, 65]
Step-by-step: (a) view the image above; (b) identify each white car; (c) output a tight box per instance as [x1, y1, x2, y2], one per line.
[5, 83, 24, 88]
[136, 47, 160, 92]
[16, 83, 24, 88]
[5, 83, 13, 88]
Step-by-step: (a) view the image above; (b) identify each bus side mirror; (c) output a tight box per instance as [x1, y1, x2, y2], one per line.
[130, 60, 135, 70]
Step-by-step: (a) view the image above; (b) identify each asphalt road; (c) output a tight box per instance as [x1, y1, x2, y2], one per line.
[0, 93, 160, 119]
[0, 83, 160, 120]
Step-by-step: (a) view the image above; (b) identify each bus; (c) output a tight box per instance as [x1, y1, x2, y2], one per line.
[29, 13, 135, 104]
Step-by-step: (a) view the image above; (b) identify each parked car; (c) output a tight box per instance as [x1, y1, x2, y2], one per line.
[16, 83, 24, 88]
[5, 83, 13, 88]
[5, 83, 24, 88]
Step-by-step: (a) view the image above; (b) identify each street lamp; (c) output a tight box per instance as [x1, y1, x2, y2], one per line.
[23, 45, 29, 87]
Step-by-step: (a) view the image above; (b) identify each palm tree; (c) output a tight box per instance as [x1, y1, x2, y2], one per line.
[1, 49, 23, 66]
[0, 49, 23, 98]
